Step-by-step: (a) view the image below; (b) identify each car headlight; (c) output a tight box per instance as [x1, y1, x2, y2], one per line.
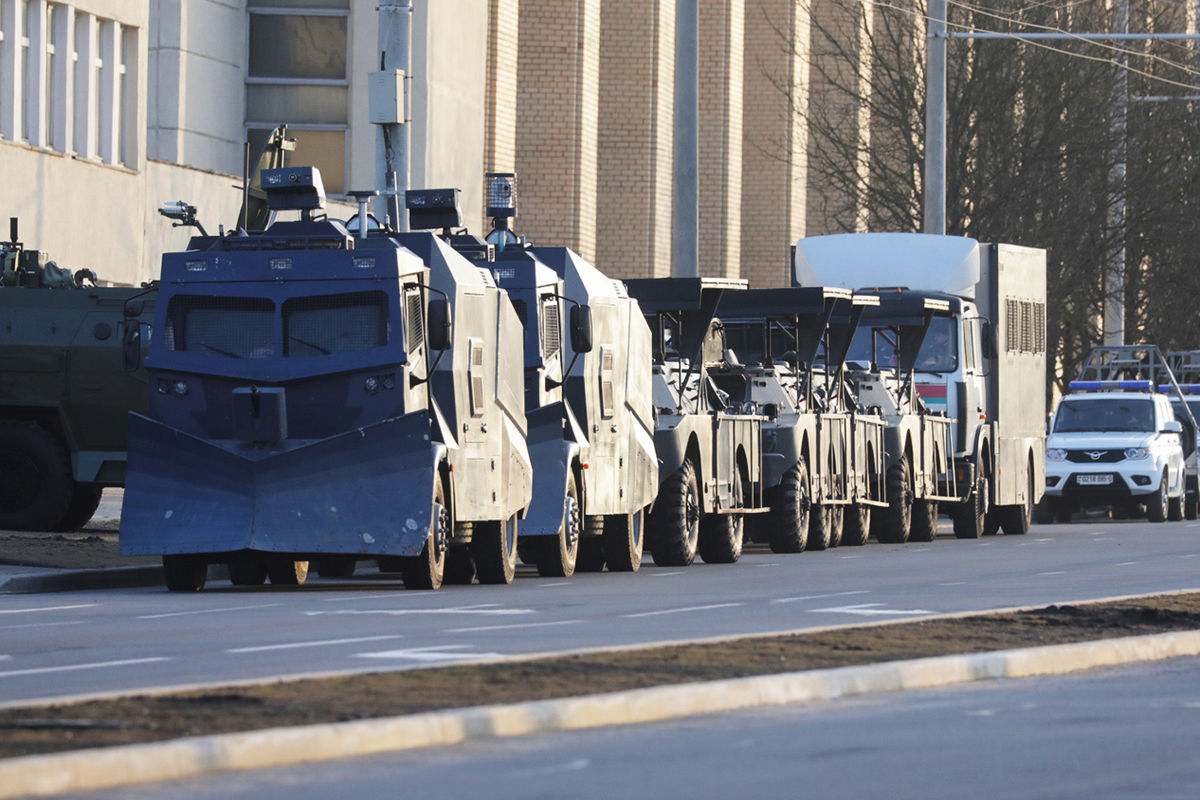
[1046, 448, 1067, 461]
[1124, 447, 1149, 460]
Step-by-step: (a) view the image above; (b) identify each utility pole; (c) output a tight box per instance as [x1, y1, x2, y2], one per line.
[924, 0, 947, 236]
[671, 0, 699, 278]
[375, 0, 412, 232]
[1104, 0, 1129, 347]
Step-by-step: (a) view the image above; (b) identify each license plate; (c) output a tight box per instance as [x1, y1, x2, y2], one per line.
[1076, 474, 1113, 486]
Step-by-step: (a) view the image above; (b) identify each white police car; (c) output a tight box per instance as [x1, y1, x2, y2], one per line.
[1042, 387, 1185, 522]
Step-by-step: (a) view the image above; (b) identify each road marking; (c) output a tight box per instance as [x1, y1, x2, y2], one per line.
[1180, 554, 1199, 559]
[355, 645, 503, 662]
[0, 657, 171, 679]
[226, 635, 404, 654]
[0, 621, 85, 631]
[139, 603, 282, 620]
[749, 563, 781, 568]
[838, 555, 864, 559]
[938, 582, 966, 586]
[1114, 561, 1137, 567]
[445, 620, 582, 634]
[810, 603, 932, 617]
[1035, 538, 1053, 542]
[909, 547, 930, 553]
[647, 571, 683, 577]
[772, 590, 870, 605]
[0, 655, 9, 662]
[966, 709, 996, 717]
[0, 604, 93, 615]
[321, 594, 403, 603]
[624, 603, 743, 619]
[1037, 571, 1066, 576]
[303, 606, 535, 618]
[510, 759, 590, 778]
[537, 582, 571, 587]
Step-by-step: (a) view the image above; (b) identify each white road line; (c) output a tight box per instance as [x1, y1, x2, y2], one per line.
[0, 657, 170, 679]
[771, 590, 870, 605]
[355, 645, 503, 662]
[1035, 538, 1054, 542]
[510, 759, 590, 778]
[226, 635, 404, 654]
[838, 555, 864, 559]
[1180, 554, 1199, 559]
[1037, 571, 1066, 576]
[537, 582, 571, 587]
[0, 621, 85, 631]
[623, 603, 742, 619]
[445, 620, 583, 634]
[0, 604, 93, 615]
[647, 571, 683, 577]
[1114, 561, 1137, 567]
[139, 603, 282, 620]
[749, 563, 781, 568]
[810, 603, 933, 617]
[0, 655, 9, 662]
[302, 606, 535, 618]
[938, 582, 966, 586]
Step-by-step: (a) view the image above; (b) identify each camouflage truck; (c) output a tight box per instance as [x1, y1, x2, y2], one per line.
[716, 287, 887, 552]
[846, 293, 959, 543]
[0, 218, 151, 532]
[624, 278, 764, 566]
[119, 168, 531, 591]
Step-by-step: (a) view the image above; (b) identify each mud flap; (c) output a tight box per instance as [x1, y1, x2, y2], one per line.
[519, 403, 579, 538]
[120, 412, 437, 557]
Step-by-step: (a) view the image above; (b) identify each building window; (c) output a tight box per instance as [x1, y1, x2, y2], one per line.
[246, 2, 349, 194]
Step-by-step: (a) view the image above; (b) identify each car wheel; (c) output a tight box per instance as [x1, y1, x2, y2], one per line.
[1147, 472, 1168, 523]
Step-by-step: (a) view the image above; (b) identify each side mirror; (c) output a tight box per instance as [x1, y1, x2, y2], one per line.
[980, 320, 997, 359]
[122, 321, 143, 372]
[124, 298, 144, 319]
[570, 304, 593, 354]
[427, 297, 452, 351]
[1164, 420, 1183, 434]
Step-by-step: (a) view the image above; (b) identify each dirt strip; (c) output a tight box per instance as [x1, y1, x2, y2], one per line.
[3, 592, 1200, 759]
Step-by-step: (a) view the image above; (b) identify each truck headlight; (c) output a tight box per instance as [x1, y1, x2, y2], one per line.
[1046, 448, 1067, 461]
[1124, 447, 1149, 460]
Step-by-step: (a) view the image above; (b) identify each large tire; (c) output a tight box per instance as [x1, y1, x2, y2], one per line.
[402, 480, 450, 590]
[1186, 493, 1199, 521]
[1146, 472, 1169, 523]
[53, 485, 103, 532]
[1033, 495, 1054, 525]
[841, 504, 871, 546]
[443, 545, 476, 585]
[228, 553, 268, 586]
[909, 498, 939, 542]
[698, 478, 743, 564]
[472, 514, 518, 584]
[807, 503, 833, 551]
[575, 516, 607, 572]
[0, 422, 74, 531]
[536, 475, 581, 577]
[953, 474, 989, 538]
[828, 505, 844, 548]
[998, 470, 1034, 535]
[267, 559, 309, 586]
[1168, 489, 1184, 522]
[603, 509, 644, 572]
[768, 462, 810, 553]
[649, 461, 701, 567]
[875, 456, 913, 544]
[163, 555, 207, 592]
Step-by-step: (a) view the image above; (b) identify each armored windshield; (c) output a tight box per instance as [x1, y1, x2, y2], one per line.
[165, 296, 276, 358]
[1053, 397, 1155, 433]
[846, 316, 958, 372]
[283, 291, 388, 356]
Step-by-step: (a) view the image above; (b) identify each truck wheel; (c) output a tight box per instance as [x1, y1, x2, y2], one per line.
[875, 456, 913, 544]
[808, 503, 833, 551]
[53, 485, 103, 532]
[998, 471, 1035, 535]
[909, 499, 939, 542]
[953, 475, 988, 538]
[229, 554, 268, 586]
[163, 555, 207, 592]
[841, 504, 871, 546]
[1147, 473, 1169, 523]
[313, 557, 356, 579]
[403, 480, 450, 589]
[604, 509, 644, 572]
[698, 479, 743, 564]
[1033, 494, 1054, 525]
[268, 559, 309, 586]
[768, 463, 810, 553]
[649, 461, 701, 567]
[444, 545, 476, 584]
[537, 476, 581, 577]
[0, 421, 73, 531]
[828, 505, 844, 548]
[576, 516, 607, 572]
[1186, 493, 1199, 521]
[473, 514, 518, 584]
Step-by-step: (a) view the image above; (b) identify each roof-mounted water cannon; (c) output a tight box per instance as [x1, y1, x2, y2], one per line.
[405, 188, 461, 235]
[485, 172, 519, 252]
[159, 201, 208, 237]
[261, 167, 326, 221]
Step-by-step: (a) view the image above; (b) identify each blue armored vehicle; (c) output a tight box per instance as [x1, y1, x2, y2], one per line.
[120, 167, 531, 591]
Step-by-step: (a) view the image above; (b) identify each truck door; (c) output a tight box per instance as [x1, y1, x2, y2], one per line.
[955, 315, 987, 457]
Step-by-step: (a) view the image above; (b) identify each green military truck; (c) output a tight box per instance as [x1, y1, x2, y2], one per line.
[0, 219, 150, 531]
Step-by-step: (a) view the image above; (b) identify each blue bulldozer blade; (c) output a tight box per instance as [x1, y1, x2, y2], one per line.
[519, 402, 581, 538]
[120, 412, 437, 558]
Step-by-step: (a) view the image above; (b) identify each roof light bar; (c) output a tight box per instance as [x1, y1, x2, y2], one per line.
[1069, 380, 1153, 391]
[1158, 384, 1200, 394]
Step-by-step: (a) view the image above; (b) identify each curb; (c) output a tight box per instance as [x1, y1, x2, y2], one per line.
[0, 566, 163, 594]
[3, 629, 1200, 799]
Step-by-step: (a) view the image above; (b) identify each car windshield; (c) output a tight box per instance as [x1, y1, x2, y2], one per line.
[1053, 397, 1155, 433]
[846, 316, 957, 372]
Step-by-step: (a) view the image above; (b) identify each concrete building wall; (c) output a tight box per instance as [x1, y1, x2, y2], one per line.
[514, 0, 601, 261]
[596, 0, 674, 279]
[742, 0, 808, 287]
[698, 0, 744, 279]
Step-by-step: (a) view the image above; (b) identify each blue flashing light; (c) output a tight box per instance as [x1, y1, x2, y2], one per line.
[1069, 379, 1152, 392]
[1069, 381, 1100, 390]
[1120, 380, 1153, 390]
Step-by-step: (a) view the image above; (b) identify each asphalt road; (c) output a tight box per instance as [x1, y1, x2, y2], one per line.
[44, 655, 1200, 800]
[1, 517, 1199, 707]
